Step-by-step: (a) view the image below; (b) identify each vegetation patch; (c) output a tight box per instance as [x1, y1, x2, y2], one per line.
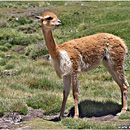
[0, 59, 8, 66]
[27, 77, 62, 90]
[22, 118, 67, 129]
[118, 111, 130, 120]
[0, 100, 28, 117]
[61, 118, 117, 129]
[5, 64, 15, 70]
[0, 103, 7, 117]
[10, 101, 28, 115]
[0, 29, 43, 46]
[26, 43, 48, 60]
[26, 93, 62, 115]
[0, 1, 130, 129]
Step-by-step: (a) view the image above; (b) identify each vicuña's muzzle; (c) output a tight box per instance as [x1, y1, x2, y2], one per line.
[56, 20, 61, 26]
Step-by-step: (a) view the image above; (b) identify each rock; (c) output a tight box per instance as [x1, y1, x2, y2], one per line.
[2, 69, 19, 76]
[16, 126, 32, 130]
[54, 5, 58, 7]
[5, 55, 11, 58]
[2, 112, 22, 123]
[0, 124, 8, 129]
[15, 17, 19, 21]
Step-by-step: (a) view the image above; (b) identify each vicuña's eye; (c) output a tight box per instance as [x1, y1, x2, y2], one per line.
[47, 17, 53, 20]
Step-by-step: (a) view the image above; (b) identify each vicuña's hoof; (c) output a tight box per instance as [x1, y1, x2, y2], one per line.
[116, 109, 127, 116]
[74, 115, 78, 119]
[116, 112, 121, 116]
[50, 116, 61, 122]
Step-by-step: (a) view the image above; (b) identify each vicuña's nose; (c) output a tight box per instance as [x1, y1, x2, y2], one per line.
[58, 20, 61, 23]
[56, 20, 61, 26]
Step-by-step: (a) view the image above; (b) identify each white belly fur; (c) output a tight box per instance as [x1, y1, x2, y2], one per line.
[78, 55, 103, 72]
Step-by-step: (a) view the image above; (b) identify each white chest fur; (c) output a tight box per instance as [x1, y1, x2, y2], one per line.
[51, 50, 72, 77]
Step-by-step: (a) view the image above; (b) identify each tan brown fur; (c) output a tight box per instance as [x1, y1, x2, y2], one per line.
[59, 33, 128, 72]
[36, 12, 129, 119]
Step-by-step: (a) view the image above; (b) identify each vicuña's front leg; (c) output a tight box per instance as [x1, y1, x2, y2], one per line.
[59, 75, 71, 118]
[72, 72, 79, 119]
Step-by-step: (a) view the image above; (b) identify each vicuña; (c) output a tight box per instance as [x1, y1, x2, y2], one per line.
[35, 12, 129, 119]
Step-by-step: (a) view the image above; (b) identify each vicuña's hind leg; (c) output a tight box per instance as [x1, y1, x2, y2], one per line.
[103, 59, 129, 115]
[72, 72, 79, 119]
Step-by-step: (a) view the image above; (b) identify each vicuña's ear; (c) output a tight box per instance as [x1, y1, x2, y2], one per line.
[35, 16, 43, 20]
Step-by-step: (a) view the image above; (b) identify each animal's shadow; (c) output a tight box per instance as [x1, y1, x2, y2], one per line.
[68, 100, 122, 118]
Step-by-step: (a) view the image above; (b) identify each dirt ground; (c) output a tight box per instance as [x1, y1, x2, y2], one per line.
[0, 3, 130, 130]
[0, 108, 130, 129]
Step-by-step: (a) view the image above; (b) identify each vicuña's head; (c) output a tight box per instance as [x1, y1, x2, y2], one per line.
[35, 12, 61, 30]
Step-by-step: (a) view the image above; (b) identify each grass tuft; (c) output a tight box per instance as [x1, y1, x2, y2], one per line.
[27, 93, 62, 115]
[29, 43, 48, 60]
[0, 1, 130, 128]
[27, 77, 61, 90]
[0, 46, 8, 51]
[0, 59, 7, 66]
[0, 103, 7, 117]
[5, 64, 15, 70]
[62, 118, 117, 129]
[0, 100, 28, 116]
[10, 101, 28, 115]
[118, 111, 130, 120]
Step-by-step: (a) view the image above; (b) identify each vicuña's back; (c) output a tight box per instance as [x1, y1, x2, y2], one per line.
[58, 33, 128, 74]
[36, 12, 129, 119]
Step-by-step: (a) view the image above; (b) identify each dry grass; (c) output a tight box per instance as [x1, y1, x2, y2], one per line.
[0, 1, 130, 129]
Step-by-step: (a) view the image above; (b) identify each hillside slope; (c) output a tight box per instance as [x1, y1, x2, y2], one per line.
[0, 1, 130, 129]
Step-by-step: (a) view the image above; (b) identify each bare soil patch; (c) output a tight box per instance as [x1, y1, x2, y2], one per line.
[0, 108, 58, 129]
[0, 108, 129, 129]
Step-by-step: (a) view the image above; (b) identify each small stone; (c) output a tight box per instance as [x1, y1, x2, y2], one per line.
[54, 5, 58, 7]
[0, 124, 8, 129]
[81, 3, 84, 6]
[47, 3, 50, 5]
[5, 55, 11, 58]
[16, 17, 19, 21]
[2, 69, 18, 76]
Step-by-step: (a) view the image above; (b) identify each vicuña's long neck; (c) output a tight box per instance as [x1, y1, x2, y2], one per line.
[42, 27, 59, 60]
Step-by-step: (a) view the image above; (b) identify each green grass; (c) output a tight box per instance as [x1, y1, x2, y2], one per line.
[19, 118, 67, 129]
[118, 112, 130, 120]
[62, 118, 117, 129]
[0, 1, 130, 129]
[5, 64, 15, 70]
[27, 93, 62, 115]
[0, 29, 43, 46]
[27, 77, 62, 90]
[0, 99, 28, 117]
[0, 59, 7, 66]
[27, 43, 49, 59]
